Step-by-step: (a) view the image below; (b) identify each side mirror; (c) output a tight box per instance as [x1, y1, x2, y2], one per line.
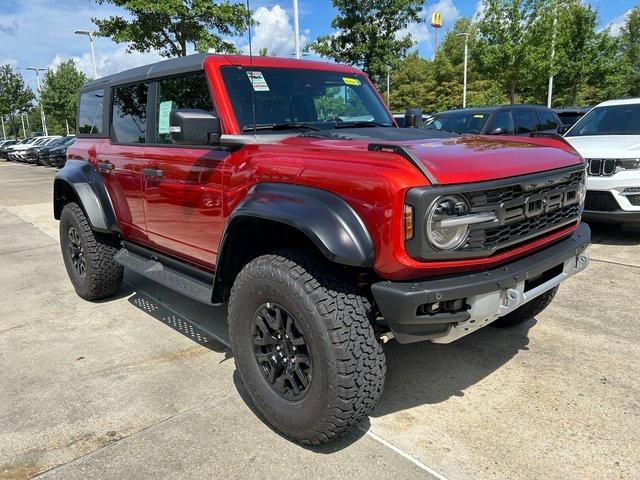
[487, 127, 507, 135]
[557, 124, 571, 135]
[404, 108, 424, 128]
[169, 109, 221, 145]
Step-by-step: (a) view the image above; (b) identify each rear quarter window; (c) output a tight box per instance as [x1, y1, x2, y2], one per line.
[78, 89, 105, 135]
[536, 110, 561, 130]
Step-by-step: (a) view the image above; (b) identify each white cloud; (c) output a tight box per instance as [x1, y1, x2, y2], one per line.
[0, 57, 18, 67]
[242, 4, 307, 57]
[605, 9, 631, 36]
[49, 47, 165, 79]
[397, 0, 461, 46]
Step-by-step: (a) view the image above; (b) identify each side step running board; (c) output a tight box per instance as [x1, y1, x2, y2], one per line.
[114, 248, 213, 304]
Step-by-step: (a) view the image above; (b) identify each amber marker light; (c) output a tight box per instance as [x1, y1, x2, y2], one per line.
[404, 205, 414, 240]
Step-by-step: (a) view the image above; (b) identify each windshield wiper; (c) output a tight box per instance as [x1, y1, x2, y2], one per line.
[242, 122, 321, 132]
[332, 121, 391, 129]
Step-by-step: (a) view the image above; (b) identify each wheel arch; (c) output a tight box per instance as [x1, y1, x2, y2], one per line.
[53, 160, 120, 234]
[211, 183, 375, 302]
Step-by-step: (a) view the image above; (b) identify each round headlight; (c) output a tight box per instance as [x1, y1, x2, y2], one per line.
[425, 195, 470, 250]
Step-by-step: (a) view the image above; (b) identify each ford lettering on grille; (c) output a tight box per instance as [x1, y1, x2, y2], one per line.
[496, 185, 580, 226]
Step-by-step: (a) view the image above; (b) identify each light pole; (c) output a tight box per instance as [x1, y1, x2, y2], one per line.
[20, 114, 26, 138]
[457, 33, 470, 109]
[75, 30, 98, 78]
[386, 66, 391, 106]
[1, 115, 5, 140]
[25, 67, 48, 136]
[547, 0, 558, 108]
[293, 0, 301, 59]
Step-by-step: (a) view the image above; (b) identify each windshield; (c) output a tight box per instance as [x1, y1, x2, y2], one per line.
[220, 67, 393, 132]
[424, 111, 490, 134]
[567, 104, 640, 136]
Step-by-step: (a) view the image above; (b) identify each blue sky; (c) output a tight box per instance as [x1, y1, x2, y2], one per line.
[0, 0, 637, 91]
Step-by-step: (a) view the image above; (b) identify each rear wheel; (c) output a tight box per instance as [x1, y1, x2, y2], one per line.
[491, 286, 558, 328]
[60, 202, 123, 301]
[228, 250, 386, 445]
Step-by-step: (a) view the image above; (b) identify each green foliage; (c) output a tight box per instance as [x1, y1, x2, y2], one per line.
[40, 60, 88, 135]
[92, 0, 250, 57]
[311, 0, 423, 82]
[0, 65, 35, 139]
[620, 6, 640, 97]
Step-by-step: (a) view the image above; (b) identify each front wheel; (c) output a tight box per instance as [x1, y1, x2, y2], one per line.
[228, 250, 386, 445]
[60, 202, 123, 301]
[491, 286, 558, 328]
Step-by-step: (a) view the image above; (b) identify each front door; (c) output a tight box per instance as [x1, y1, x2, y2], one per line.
[142, 72, 227, 269]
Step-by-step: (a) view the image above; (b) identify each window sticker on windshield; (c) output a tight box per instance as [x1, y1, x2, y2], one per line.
[473, 114, 485, 118]
[158, 100, 175, 134]
[246, 71, 270, 91]
[343, 77, 361, 86]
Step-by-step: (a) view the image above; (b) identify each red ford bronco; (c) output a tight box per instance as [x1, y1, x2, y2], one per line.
[55, 54, 590, 444]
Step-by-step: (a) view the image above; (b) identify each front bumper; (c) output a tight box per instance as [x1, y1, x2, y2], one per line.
[372, 223, 591, 344]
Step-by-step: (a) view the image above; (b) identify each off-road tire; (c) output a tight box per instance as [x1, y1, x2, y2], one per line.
[60, 202, 123, 301]
[228, 250, 386, 445]
[491, 286, 558, 328]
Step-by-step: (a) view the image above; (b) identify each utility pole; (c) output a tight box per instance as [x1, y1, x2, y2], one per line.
[547, 0, 558, 108]
[293, 0, 301, 59]
[457, 33, 470, 108]
[75, 30, 98, 78]
[25, 67, 48, 136]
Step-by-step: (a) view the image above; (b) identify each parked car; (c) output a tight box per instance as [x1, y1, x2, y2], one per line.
[55, 53, 589, 445]
[2, 138, 32, 159]
[424, 104, 563, 136]
[23, 136, 63, 164]
[39, 136, 75, 167]
[555, 107, 590, 127]
[563, 98, 640, 229]
[392, 112, 432, 127]
[9, 136, 59, 162]
[0, 139, 17, 158]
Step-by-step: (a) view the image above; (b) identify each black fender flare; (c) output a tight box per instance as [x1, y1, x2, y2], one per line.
[212, 183, 375, 301]
[53, 160, 120, 234]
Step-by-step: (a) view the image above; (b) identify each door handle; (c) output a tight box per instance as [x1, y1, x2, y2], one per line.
[98, 161, 114, 172]
[143, 168, 164, 178]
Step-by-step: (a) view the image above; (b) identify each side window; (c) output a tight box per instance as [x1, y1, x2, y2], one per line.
[111, 82, 148, 144]
[78, 89, 104, 135]
[512, 110, 537, 134]
[154, 72, 214, 144]
[486, 111, 512, 134]
[536, 110, 560, 130]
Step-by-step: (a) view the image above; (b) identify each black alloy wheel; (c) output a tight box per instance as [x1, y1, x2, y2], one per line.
[67, 226, 86, 277]
[252, 302, 312, 401]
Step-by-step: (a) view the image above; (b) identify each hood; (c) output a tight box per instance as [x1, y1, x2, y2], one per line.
[564, 135, 640, 159]
[295, 128, 583, 185]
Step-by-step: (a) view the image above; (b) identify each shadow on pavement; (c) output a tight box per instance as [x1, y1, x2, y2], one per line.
[372, 320, 535, 416]
[587, 221, 640, 245]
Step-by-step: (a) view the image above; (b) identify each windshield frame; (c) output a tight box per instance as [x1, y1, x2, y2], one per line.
[219, 66, 394, 134]
[566, 104, 640, 137]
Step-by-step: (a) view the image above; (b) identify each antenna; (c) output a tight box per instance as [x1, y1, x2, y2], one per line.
[246, 0, 257, 135]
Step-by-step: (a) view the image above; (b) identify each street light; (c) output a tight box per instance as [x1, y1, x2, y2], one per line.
[25, 67, 48, 136]
[75, 30, 98, 78]
[293, 0, 301, 60]
[547, 0, 558, 108]
[456, 33, 470, 109]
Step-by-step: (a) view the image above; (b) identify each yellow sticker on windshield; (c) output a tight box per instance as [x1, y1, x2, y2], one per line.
[473, 114, 485, 118]
[343, 77, 361, 86]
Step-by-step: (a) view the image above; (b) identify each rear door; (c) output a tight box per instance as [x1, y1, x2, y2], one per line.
[512, 109, 539, 136]
[142, 71, 227, 268]
[535, 109, 562, 133]
[98, 81, 149, 242]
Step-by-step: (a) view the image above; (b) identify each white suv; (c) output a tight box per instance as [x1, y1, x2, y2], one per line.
[564, 98, 640, 228]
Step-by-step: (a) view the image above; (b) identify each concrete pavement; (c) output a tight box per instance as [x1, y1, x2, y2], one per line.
[1, 161, 638, 480]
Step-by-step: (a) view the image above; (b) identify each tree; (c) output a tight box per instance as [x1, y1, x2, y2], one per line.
[40, 60, 88, 135]
[475, 0, 542, 103]
[92, 0, 250, 57]
[0, 65, 34, 139]
[311, 0, 423, 82]
[620, 6, 640, 97]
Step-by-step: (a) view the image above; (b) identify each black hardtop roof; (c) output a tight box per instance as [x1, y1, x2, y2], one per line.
[438, 104, 555, 115]
[81, 53, 209, 92]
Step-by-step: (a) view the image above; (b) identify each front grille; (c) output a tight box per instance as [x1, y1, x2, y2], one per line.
[464, 169, 585, 252]
[628, 194, 640, 206]
[584, 191, 619, 211]
[587, 158, 616, 176]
